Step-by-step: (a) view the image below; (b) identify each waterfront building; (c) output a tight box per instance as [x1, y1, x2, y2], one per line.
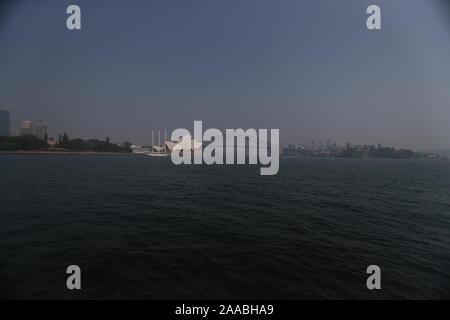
[20, 120, 33, 136]
[47, 138, 58, 148]
[35, 120, 48, 140]
[130, 145, 151, 154]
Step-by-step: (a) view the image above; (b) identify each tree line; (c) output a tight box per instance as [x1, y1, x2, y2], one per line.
[0, 134, 132, 153]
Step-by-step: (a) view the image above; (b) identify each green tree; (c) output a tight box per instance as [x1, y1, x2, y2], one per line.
[0, 135, 48, 151]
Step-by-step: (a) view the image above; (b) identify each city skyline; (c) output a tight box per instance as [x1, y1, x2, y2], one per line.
[1, 0, 450, 149]
[2, 110, 450, 154]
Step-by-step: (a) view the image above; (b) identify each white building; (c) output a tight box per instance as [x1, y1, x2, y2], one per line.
[20, 120, 33, 136]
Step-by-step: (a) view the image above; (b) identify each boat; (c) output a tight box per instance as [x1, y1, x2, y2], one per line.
[145, 130, 202, 157]
[146, 153, 169, 157]
[146, 130, 170, 157]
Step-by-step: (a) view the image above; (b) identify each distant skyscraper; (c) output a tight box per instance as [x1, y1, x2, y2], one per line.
[35, 120, 48, 140]
[20, 120, 33, 136]
[0, 110, 10, 136]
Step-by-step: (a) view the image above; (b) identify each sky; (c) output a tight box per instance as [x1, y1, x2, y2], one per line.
[0, 0, 449, 149]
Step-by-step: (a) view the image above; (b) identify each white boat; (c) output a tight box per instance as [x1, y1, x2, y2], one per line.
[146, 130, 170, 157]
[146, 152, 169, 157]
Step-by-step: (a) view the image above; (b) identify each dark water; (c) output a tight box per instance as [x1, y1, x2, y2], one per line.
[1, 154, 450, 299]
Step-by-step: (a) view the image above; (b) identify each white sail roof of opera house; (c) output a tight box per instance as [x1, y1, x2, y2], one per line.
[170, 135, 202, 151]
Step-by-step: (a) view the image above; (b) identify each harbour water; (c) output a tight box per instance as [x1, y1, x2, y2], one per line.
[0, 154, 449, 299]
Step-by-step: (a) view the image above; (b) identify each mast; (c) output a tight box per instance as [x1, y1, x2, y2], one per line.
[152, 130, 154, 149]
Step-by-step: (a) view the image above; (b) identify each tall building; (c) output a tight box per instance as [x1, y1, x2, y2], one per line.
[35, 120, 48, 140]
[0, 110, 10, 136]
[20, 120, 33, 136]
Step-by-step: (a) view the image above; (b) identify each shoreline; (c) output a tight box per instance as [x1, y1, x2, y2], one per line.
[0, 151, 137, 155]
[0, 151, 447, 160]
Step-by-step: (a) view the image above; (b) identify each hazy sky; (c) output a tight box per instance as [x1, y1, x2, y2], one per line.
[0, 0, 449, 149]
